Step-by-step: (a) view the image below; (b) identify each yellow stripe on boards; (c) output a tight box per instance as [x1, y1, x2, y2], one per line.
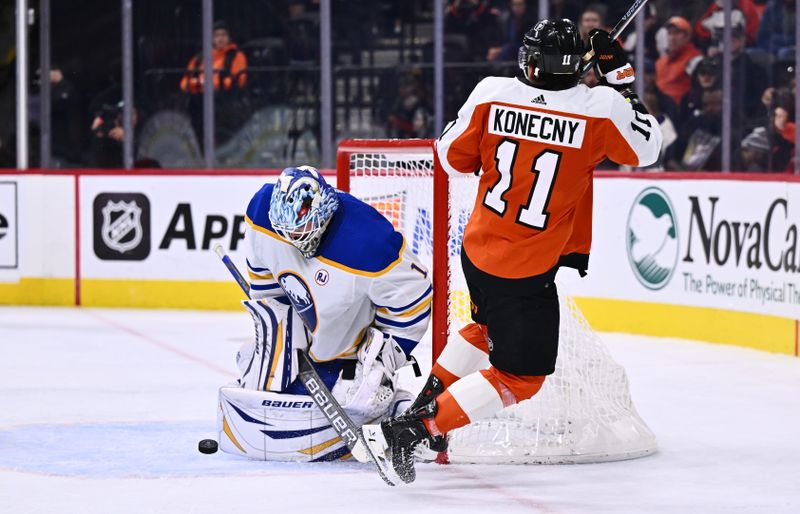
[5, 276, 798, 358]
[573, 297, 797, 356]
[80, 279, 246, 310]
[0, 277, 74, 306]
[297, 435, 343, 456]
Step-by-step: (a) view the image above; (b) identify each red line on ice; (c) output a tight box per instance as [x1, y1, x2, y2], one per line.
[443, 466, 565, 514]
[82, 310, 231, 376]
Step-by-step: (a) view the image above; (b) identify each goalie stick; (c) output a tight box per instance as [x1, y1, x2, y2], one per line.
[581, 0, 650, 75]
[213, 244, 398, 486]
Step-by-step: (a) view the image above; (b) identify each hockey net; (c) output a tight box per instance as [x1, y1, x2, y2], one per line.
[336, 139, 657, 464]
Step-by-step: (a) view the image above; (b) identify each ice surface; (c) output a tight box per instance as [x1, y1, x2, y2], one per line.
[1, 306, 799, 514]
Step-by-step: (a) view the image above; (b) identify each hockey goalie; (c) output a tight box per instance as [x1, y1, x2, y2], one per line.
[217, 166, 431, 462]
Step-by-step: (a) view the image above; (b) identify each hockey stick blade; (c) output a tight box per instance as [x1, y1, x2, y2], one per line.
[213, 246, 397, 485]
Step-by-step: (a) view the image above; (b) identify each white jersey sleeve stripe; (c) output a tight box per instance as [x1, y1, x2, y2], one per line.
[376, 284, 432, 313]
[377, 296, 432, 319]
[607, 92, 663, 167]
[374, 307, 431, 328]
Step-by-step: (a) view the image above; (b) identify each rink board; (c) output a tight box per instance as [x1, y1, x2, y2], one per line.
[0, 170, 798, 357]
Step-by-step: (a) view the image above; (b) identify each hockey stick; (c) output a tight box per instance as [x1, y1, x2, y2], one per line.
[212, 244, 397, 485]
[580, 0, 650, 75]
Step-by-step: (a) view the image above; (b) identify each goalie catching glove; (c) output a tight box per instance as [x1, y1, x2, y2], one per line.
[588, 29, 634, 87]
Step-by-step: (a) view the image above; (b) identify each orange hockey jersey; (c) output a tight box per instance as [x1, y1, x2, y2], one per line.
[435, 77, 662, 279]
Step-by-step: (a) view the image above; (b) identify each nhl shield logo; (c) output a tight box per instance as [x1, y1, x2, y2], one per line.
[101, 200, 143, 253]
[93, 193, 151, 261]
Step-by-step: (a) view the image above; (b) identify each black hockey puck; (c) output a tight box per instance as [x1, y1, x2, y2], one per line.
[198, 439, 218, 454]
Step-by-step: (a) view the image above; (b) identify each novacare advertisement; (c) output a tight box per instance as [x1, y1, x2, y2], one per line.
[560, 177, 800, 321]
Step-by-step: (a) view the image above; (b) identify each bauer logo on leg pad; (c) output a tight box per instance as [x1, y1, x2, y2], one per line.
[262, 400, 314, 408]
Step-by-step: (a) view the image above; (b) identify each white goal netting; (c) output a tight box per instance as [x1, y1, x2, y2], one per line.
[339, 139, 657, 464]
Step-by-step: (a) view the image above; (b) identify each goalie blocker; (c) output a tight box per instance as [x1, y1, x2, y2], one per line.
[218, 298, 414, 462]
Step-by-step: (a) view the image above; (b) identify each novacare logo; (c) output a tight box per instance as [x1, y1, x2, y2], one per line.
[626, 187, 679, 290]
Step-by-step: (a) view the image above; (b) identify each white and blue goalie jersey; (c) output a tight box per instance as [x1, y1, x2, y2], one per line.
[244, 184, 432, 362]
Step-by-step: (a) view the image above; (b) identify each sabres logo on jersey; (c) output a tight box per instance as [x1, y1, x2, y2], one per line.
[278, 272, 318, 332]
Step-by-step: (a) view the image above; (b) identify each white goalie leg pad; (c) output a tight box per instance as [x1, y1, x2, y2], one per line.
[237, 298, 309, 392]
[218, 387, 351, 462]
[332, 327, 411, 425]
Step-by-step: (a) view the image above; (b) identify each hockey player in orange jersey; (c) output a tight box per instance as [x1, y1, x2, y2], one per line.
[362, 18, 662, 485]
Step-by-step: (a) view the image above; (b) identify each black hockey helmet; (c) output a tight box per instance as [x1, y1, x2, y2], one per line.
[518, 19, 584, 80]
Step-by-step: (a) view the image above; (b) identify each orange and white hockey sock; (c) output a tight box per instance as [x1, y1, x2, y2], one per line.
[429, 323, 491, 388]
[424, 367, 546, 436]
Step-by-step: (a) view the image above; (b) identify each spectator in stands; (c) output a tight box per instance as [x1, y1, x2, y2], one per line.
[445, 0, 499, 61]
[679, 56, 721, 127]
[640, 88, 678, 170]
[770, 101, 796, 171]
[695, 0, 761, 48]
[487, 0, 537, 62]
[757, 0, 796, 59]
[549, 0, 582, 24]
[642, 58, 679, 123]
[623, 4, 661, 62]
[180, 21, 249, 147]
[180, 21, 248, 94]
[386, 71, 433, 139]
[738, 127, 771, 171]
[578, 4, 607, 40]
[88, 87, 137, 168]
[673, 88, 726, 171]
[708, 14, 768, 123]
[656, 16, 702, 107]
[30, 66, 82, 167]
[284, 0, 319, 63]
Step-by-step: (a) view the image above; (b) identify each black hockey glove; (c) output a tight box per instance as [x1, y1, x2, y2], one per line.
[588, 29, 635, 87]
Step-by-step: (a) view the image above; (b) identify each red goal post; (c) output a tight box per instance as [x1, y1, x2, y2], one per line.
[337, 138, 449, 361]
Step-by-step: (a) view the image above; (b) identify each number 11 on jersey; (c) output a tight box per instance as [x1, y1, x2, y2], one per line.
[483, 139, 562, 230]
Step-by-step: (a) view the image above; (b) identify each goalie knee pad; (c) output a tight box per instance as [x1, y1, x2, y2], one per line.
[237, 298, 309, 392]
[218, 387, 351, 462]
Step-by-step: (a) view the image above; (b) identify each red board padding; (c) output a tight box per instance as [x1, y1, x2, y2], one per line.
[1, 168, 796, 182]
[0, 168, 336, 177]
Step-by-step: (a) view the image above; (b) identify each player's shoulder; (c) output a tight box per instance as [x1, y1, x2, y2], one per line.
[477, 75, 517, 89]
[316, 192, 404, 276]
[467, 76, 518, 103]
[579, 84, 627, 118]
[245, 182, 276, 233]
[559, 84, 623, 119]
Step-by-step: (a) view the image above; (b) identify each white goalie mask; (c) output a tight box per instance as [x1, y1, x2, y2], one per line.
[268, 166, 340, 258]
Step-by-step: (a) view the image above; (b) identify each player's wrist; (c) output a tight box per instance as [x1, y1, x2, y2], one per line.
[616, 87, 650, 115]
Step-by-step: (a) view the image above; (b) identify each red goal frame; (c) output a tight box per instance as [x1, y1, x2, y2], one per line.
[336, 139, 448, 361]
